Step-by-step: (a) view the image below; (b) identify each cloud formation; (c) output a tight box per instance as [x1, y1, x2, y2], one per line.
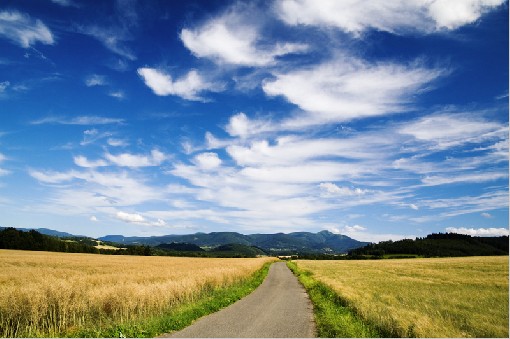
[180, 4, 307, 66]
[275, 0, 506, 33]
[0, 10, 54, 48]
[263, 58, 443, 127]
[138, 68, 222, 101]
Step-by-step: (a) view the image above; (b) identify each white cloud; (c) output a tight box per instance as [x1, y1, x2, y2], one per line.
[115, 211, 167, 227]
[481, 212, 493, 218]
[109, 90, 125, 99]
[319, 182, 368, 196]
[410, 204, 419, 210]
[427, 0, 505, 30]
[105, 149, 167, 167]
[85, 74, 106, 87]
[29, 168, 165, 209]
[263, 58, 443, 127]
[80, 129, 111, 146]
[50, 0, 78, 7]
[329, 225, 413, 242]
[422, 171, 508, 186]
[31, 116, 124, 125]
[0, 81, 9, 93]
[400, 112, 505, 149]
[116, 211, 145, 223]
[193, 152, 222, 170]
[275, 0, 505, 34]
[416, 190, 509, 220]
[74, 155, 108, 168]
[78, 0, 138, 61]
[138, 68, 222, 101]
[225, 112, 273, 138]
[180, 4, 307, 66]
[0, 153, 9, 176]
[90, 215, 98, 222]
[445, 227, 509, 236]
[0, 10, 54, 48]
[107, 138, 129, 147]
[29, 169, 79, 184]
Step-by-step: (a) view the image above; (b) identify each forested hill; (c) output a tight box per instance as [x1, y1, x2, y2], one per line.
[349, 233, 509, 257]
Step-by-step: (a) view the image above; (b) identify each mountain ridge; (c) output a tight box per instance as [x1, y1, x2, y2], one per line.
[99, 230, 369, 254]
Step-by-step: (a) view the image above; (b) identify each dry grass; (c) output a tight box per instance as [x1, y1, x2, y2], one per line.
[0, 249, 274, 337]
[297, 256, 509, 337]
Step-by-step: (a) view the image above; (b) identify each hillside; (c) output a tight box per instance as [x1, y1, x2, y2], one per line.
[349, 233, 509, 258]
[100, 230, 368, 254]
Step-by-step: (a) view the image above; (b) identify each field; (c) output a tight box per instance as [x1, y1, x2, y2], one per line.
[0, 249, 274, 337]
[296, 256, 509, 337]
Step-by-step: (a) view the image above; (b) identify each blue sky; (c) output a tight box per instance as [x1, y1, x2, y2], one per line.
[0, 0, 508, 241]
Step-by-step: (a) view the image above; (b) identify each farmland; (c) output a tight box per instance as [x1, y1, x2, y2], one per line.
[0, 249, 274, 337]
[295, 256, 509, 337]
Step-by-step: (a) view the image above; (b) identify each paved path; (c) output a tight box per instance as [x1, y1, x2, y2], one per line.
[162, 262, 316, 338]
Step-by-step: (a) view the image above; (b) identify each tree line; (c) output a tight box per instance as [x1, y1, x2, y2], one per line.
[347, 233, 509, 258]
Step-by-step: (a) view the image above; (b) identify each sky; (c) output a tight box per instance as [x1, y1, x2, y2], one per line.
[0, 0, 508, 241]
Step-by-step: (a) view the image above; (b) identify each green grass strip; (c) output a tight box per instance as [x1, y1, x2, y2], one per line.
[287, 261, 382, 338]
[68, 261, 275, 338]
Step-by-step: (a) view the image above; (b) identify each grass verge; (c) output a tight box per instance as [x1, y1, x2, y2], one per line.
[69, 261, 274, 338]
[287, 261, 382, 338]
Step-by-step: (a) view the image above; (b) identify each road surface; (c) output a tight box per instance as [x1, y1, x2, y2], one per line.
[162, 262, 316, 338]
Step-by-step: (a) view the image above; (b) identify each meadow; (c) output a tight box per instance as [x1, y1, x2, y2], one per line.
[295, 256, 509, 337]
[0, 249, 274, 337]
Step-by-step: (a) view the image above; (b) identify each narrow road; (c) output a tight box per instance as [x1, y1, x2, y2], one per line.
[162, 262, 316, 338]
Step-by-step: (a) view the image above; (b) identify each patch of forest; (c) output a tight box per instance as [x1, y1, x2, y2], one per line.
[347, 233, 509, 258]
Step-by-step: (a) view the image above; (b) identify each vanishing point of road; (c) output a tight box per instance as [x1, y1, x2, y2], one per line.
[162, 261, 316, 338]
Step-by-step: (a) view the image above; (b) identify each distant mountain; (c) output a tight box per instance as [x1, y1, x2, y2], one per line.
[100, 230, 369, 254]
[0, 227, 83, 238]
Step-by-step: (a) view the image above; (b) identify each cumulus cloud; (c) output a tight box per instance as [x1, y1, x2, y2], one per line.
[445, 227, 509, 236]
[0, 10, 54, 48]
[90, 215, 98, 222]
[263, 58, 443, 127]
[180, 3, 307, 66]
[193, 152, 222, 170]
[275, 0, 505, 34]
[138, 68, 222, 101]
[116, 211, 145, 223]
[115, 211, 167, 226]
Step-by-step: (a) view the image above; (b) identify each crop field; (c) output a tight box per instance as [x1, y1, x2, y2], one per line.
[296, 256, 509, 337]
[0, 249, 274, 337]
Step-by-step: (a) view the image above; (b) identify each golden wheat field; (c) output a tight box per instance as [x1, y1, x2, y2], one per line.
[0, 249, 274, 337]
[297, 256, 509, 337]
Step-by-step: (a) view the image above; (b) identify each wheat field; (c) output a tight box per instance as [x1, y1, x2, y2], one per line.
[0, 249, 274, 337]
[297, 256, 509, 337]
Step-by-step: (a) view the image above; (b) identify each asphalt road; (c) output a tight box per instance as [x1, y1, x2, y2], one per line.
[163, 261, 316, 338]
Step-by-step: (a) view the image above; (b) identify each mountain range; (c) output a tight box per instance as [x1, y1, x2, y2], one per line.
[99, 230, 369, 254]
[0, 226, 369, 254]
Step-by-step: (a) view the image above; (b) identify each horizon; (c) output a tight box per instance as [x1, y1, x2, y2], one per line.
[0, 0, 508, 242]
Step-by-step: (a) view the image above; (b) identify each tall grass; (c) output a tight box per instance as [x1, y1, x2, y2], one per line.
[296, 256, 509, 337]
[0, 249, 274, 337]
